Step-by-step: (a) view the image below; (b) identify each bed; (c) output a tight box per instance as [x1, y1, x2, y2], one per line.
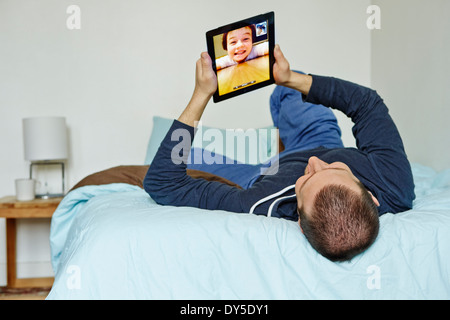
[46, 117, 450, 300]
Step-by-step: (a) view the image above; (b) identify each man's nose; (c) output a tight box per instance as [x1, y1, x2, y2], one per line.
[308, 156, 327, 173]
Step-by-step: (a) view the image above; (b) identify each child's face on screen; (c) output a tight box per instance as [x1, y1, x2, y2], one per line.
[226, 26, 253, 63]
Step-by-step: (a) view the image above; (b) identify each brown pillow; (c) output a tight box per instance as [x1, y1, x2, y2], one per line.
[70, 165, 242, 191]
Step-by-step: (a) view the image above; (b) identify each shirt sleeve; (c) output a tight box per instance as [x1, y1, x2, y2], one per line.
[247, 42, 269, 60]
[143, 120, 245, 212]
[215, 55, 236, 70]
[305, 75, 415, 212]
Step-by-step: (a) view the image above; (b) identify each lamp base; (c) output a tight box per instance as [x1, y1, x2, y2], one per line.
[36, 193, 65, 199]
[29, 162, 65, 198]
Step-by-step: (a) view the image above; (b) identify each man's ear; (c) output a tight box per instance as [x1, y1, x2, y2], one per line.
[298, 219, 304, 234]
[298, 221, 304, 234]
[368, 191, 380, 207]
[297, 208, 304, 234]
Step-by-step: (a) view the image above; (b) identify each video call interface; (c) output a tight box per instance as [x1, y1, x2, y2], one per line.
[213, 20, 271, 97]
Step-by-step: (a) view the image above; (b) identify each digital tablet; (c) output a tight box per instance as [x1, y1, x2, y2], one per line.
[206, 12, 275, 103]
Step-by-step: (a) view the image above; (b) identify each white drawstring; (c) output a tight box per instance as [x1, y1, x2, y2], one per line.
[267, 194, 297, 217]
[249, 184, 296, 215]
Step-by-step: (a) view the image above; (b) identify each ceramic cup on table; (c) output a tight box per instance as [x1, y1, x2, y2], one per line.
[15, 178, 36, 201]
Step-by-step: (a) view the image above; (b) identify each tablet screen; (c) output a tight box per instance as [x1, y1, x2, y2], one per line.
[206, 12, 275, 103]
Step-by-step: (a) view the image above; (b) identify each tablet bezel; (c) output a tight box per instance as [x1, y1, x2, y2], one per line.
[206, 12, 275, 103]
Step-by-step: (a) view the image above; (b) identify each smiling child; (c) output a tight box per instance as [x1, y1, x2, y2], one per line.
[216, 25, 268, 70]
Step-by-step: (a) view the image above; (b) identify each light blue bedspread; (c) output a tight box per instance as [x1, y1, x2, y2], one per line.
[47, 163, 450, 299]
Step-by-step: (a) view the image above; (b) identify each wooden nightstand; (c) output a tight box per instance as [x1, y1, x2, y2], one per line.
[0, 196, 62, 288]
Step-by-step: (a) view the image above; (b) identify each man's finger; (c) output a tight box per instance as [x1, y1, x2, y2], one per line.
[201, 52, 212, 69]
[274, 44, 286, 63]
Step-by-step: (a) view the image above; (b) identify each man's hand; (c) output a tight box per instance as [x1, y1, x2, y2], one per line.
[273, 44, 312, 96]
[178, 52, 217, 127]
[273, 44, 292, 86]
[194, 52, 218, 98]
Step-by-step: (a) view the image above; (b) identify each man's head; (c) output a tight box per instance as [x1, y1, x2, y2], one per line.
[295, 156, 380, 262]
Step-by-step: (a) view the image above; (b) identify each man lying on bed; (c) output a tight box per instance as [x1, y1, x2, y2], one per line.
[144, 45, 415, 262]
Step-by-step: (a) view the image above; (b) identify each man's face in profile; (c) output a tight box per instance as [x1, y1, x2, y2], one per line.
[295, 156, 380, 224]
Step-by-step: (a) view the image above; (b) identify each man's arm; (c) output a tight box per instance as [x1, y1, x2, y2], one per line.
[144, 52, 246, 212]
[308, 75, 415, 212]
[177, 52, 217, 127]
[273, 45, 414, 211]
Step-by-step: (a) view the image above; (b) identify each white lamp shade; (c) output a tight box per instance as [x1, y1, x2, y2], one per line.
[23, 117, 68, 161]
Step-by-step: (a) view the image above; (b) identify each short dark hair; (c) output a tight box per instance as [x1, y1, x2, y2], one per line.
[222, 24, 257, 51]
[298, 183, 379, 262]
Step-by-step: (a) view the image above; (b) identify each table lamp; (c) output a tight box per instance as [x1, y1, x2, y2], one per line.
[23, 117, 68, 198]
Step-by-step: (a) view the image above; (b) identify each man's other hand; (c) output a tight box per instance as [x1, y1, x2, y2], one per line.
[273, 45, 312, 96]
[273, 44, 292, 86]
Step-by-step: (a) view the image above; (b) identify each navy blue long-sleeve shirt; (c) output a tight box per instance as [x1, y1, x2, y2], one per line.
[144, 75, 415, 221]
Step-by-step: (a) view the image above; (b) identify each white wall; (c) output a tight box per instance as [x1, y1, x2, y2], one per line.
[371, 0, 450, 172]
[0, 0, 371, 285]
